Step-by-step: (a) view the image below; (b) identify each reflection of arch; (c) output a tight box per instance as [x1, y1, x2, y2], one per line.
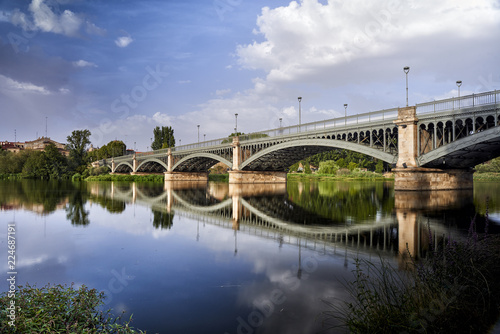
[173, 153, 232, 171]
[136, 158, 168, 172]
[240, 139, 397, 171]
[172, 191, 232, 212]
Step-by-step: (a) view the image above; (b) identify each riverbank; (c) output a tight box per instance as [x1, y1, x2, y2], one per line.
[322, 231, 500, 333]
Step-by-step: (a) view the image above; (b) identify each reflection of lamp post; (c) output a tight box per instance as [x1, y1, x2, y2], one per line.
[234, 230, 238, 255]
[297, 238, 302, 279]
[298, 97, 302, 130]
[456, 80, 462, 109]
[235, 113, 238, 134]
[404, 66, 410, 107]
[197, 125, 200, 143]
[344, 103, 348, 125]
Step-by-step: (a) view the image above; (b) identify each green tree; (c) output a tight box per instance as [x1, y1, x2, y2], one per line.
[151, 126, 175, 150]
[66, 129, 91, 172]
[44, 143, 69, 178]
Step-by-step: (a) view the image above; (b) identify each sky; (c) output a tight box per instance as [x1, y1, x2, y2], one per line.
[1, 0, 500, 152]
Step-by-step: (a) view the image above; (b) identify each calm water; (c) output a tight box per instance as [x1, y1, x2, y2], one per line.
[1, 179, 499, 334]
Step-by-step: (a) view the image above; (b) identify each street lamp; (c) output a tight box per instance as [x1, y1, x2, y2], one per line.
[279, 118, 282, 128]
[204, 134, 206, 141]
[344, 104, 348, 125]
[235, 113, 238, 134]
[197, 125, 200, 143]
[298, 97, 302, 130]
[404, 66, 410, 107]
[456, 80, 462, 109]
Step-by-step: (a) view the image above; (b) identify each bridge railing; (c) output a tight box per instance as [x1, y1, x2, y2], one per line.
[238, 107, 399, 142]
[416, 90, 499, 114]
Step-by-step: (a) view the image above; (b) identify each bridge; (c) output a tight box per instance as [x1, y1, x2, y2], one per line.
[98, 90, 500, 190]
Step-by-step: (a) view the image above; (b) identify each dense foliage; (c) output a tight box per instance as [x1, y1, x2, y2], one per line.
[0, 283, 144, 333]
[66, 129, 92, 173]
[88, 140, 127, 161]
[151, 126, 175, 150]
[290, 149, 390, 174]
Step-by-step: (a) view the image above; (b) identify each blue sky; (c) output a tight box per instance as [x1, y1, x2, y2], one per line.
[1, 0, 500, 151]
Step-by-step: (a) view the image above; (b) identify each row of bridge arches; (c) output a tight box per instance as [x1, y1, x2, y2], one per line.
[419, 115, 500, 153]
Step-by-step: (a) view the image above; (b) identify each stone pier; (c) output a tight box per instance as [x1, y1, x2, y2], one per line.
[164, 171, 208, 182]
[393, 106, 473, 190]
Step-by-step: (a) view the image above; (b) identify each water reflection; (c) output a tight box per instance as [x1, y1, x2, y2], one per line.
[1, 180, 498, 334]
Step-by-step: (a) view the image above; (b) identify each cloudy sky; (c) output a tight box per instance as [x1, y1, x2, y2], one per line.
[1, 0, 499, 151]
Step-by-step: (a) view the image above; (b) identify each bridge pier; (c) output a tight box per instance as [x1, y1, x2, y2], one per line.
[393, 106, 473, 190]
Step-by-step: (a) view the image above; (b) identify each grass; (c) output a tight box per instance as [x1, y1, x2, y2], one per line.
[288, 171, 389, 181]
[85, 174, 165, 183]
[321, 214, 500, 333]
[0, 283, 144, 333]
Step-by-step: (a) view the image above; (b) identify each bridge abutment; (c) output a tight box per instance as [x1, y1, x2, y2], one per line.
[228, 170, 287, 184]
[393, 167, 473, 191]
[394, 106, 473, 190]
[164, 171, 208, 182]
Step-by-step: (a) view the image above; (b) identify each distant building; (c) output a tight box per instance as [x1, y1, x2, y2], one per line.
[1, 137, 69, 156]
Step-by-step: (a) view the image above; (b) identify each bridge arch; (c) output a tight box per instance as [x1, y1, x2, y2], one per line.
[136, 158, 168, 172]
[239, 138, 397, 171]
[114, 162, 133, 173]
[173, 152, 233, 172]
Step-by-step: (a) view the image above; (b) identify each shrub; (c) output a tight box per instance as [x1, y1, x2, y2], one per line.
[0, 283, 144, 333]
[321, 218, 500, 333]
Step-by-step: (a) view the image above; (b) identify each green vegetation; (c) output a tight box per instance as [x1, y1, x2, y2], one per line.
[322, 221, 500, 333]
[66, 129, 92, 173]
[88, 140, 126, 161]
[287, 180, 394, 223]
[209, 173, 228, 182]
[151, 125, 175, 149]
[0, 283, 144, 333]
[85, 174, 164, 182]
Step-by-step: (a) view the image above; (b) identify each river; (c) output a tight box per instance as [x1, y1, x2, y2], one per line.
[1, 179, 499, 333]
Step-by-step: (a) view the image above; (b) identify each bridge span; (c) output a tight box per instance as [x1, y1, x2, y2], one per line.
[98, 90, 500, 190]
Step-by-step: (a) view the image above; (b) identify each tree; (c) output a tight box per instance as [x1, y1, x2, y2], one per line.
[151, 126, 175, 150]
[66, 130, 91, 172]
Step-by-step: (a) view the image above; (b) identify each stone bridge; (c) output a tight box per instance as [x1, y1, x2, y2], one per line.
[98, 90, 500, 190]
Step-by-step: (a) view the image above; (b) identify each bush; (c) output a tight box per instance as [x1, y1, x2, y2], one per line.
[322, 219, 500, 333]
[0, 283, 144, 333]
[72, 173, 82, 181]
[318, 160, 338, 175]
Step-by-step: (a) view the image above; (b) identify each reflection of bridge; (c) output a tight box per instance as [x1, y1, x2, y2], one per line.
[99, 90, 500, 190]
[88, 182, 468, 262]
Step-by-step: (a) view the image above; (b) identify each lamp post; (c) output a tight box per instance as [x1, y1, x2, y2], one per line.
[279, 118, 282, 128]
[197, 125, 200, 143]
[344, 103, 348, 125]
[204, 134, 206, 141]
[456, 80, 462, 109]
[298, 97, 302, 131]
[404, 66, 410, 107]
[235, 113, 238, 134]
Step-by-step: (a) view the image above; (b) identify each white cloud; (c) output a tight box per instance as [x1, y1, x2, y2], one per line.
[29, 0, 82, 36]
[73, 59, 97, 68]
[115, 36, 133, 48]
[0, 74, 51, 95]
[236, 0, 500, 85]
[8, 0, 104, 37]
[215, 89, 231, 96]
